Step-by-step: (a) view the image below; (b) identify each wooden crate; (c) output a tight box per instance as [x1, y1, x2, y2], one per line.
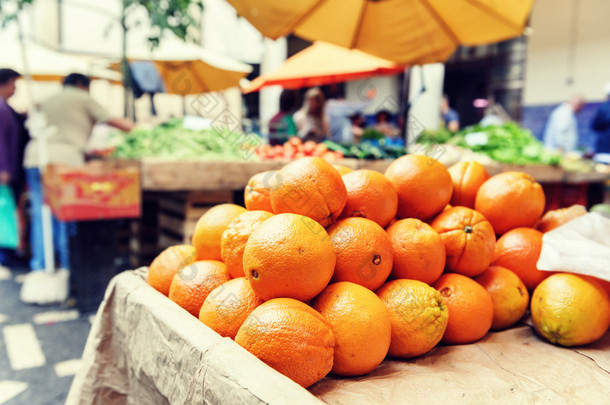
[129, 192, 161, 268]
[158, 191, 236, 249]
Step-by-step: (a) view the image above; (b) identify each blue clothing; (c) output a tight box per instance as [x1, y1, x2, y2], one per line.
[442, 108, 459, 128]
[591, 101, 610, 154]
[543, 103, 578, 151]
[542, 103, 578, 152]
[25, 168, 70, 271]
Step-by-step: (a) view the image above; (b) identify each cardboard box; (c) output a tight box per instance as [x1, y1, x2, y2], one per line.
[66, 270, 610, 405]
[43, 160, 141, 221]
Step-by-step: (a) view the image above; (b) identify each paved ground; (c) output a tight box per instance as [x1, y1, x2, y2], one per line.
[0, 263, 92, 405]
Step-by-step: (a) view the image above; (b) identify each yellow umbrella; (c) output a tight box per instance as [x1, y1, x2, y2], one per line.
[226, 0, 534, 65]
[122, 41, 253, 95]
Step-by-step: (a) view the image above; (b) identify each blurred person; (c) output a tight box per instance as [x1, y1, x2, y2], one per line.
[0, 68, 21, 269]
[324, 85, 369, 143]
[441, 94, 460, 132]
[374, 110, 400, 138]
[480, 102, 512, 127]
[591, 82, 610, 155]
[23, 73, 135, 273]
[543, 95, 585, 153]
[293, 87, 329, 143]
[268, 89, 298, 146]
[348, 112, 366, 143]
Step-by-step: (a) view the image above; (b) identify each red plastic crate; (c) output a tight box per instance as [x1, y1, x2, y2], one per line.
[43, 160, 141, 221]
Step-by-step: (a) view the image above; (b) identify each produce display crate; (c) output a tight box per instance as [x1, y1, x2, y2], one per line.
[158, 190, 237, 248]
[43, 160, 141, 221]
[67, 270, 610, 405]
[129, 192, 161, 268]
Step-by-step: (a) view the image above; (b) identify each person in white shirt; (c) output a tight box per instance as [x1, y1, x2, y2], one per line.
[543, 96, 585, 152]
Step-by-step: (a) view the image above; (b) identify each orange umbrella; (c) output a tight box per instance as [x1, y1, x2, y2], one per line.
[243, 41, 404, 93]
[227, 0, 534, 65]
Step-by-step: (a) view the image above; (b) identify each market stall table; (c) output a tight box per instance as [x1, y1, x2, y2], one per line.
[66, 270, 610, 404]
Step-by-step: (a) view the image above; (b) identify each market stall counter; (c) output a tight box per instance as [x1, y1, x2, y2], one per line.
[66, 270, 610, 405]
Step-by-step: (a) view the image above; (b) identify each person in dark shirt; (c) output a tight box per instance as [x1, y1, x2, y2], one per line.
[441, 94, 460, 132]
[0, 68, 21, 267]
[591, 83, 610, 155]
[268, 89, 297, 146]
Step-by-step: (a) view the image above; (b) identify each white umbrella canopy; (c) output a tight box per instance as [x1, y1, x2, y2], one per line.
[0, 33, 121, 82]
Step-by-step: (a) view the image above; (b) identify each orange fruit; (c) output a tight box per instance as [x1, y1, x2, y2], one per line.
[147, 245, 197, 296]
[574, 275, 610, 304]
[235, 298, 335, 388]
[384, 154, 453, 221]
[431, 206, 496, 277]
[535, 204, 587, 233]
[199, 277, 264, 339]
[339, 169, 398, 228]
[593, 277, 610, 297]
[311, 282, 391, 376]
[168, 260, 232, 317]
[386, 218, 445, 285]
[475, 171, 546, 235]
[377, 279, 448, 358]
[492, 227, 549, 291]
[326, 218, 393, 291]
[270, 157, 347, 227]
[333, 164, 353, 176]
[244, 170, 280, 212]
[448, 161, 490, 208]
[474, 266, 530, 330]
[243, 213, 336, 301]
[220, 210, 274, 278]
[192, 204, 247, 261]
[531, 273, 610, 346]
[433, 273, 493, 344]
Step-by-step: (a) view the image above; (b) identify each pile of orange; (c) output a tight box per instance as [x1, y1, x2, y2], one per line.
[146, 155, 610, 389]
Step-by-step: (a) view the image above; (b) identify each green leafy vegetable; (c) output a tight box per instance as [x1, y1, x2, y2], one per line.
[110, 118, 261, 161]
[416, 123, 561, 165]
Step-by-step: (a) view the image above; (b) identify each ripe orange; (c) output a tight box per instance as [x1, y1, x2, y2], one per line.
[448, 161, 490, 208]
[168, 260, 232, 317]
[384, 154, 453, 221]
[192, 204, 247, 261]
[244, 170, 280, 212]
[475, 171, 546, 235]
[326, 218, 393, 291]
[535, 204, 587, 233]
[492, 227, 549, 291]
[433, 273, 494, 344]
[333, 164, 353, 176]
[311, 282, 391, 376]
[220, 210, 273, 278]
[235, 298, 335, 388]
[339, 169, 398, 228]
[386, 218, 445, 285]
[377, 279, 448, 358]
[431, 206, 496, 277]
[147, 245, 197, 296]
[199, 277, 264, 339]
[593, 277, 610, 297]
[243, 213, 336, 301]
[474, 266, 530, 330]
[531, 273, 610, 346]
[270, 157, 347, 227]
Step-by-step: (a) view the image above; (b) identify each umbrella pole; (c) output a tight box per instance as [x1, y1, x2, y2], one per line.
[15, 8, 56, 275]
[399, 67, 411, 149]
[400, 66, 427, 150]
